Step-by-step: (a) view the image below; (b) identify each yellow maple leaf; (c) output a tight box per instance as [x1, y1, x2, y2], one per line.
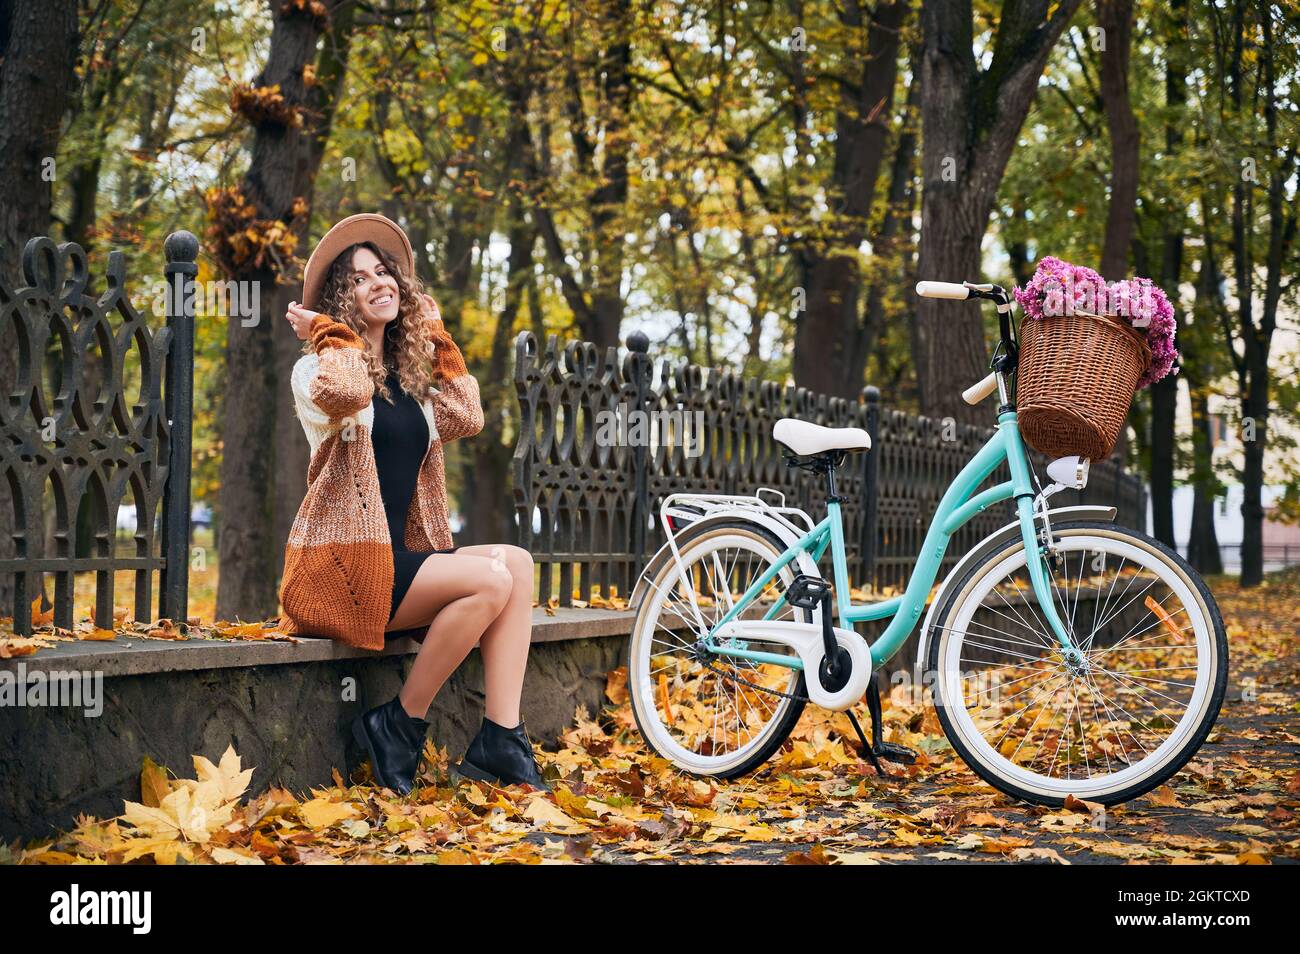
[209, 845, 266, 865]
[520, 795, 583, 831]
[297, 796, 360, 830]
[121, 837, 195, 864]
[121, 778, 235, 843]
[177, 744, 253, 804]
[139, 756, 172, 808]
[31, 595, 54, 626]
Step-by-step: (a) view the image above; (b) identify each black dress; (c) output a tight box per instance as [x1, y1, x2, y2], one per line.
[372, 367, 459, 637]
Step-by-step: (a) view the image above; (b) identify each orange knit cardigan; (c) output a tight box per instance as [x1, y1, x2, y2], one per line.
[277, 311, 484, 650]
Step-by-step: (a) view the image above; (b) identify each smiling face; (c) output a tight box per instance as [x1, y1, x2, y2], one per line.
[315, 238, 437, 402]
[348, 245, 401, 329]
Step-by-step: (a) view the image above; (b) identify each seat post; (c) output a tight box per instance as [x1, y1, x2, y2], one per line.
[823, 451, 845, 503]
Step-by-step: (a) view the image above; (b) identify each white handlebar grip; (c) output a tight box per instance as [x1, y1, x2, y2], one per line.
[962, 373, 999, 406]
[915, 281, 972, 300]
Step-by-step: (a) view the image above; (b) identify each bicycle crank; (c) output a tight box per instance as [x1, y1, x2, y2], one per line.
[707, 618, 873, 709]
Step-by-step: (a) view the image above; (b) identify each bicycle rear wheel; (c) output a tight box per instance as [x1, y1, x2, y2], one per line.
[628, 519, 811, 778]
[927, 521, 1228, 806]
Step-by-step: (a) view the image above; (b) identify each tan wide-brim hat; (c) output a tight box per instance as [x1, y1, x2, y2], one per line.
[301, 212, 416, 311]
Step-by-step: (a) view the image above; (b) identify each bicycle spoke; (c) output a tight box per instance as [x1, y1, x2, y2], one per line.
[992, 582, 1058, 651]
[967, 676, 1062, 725]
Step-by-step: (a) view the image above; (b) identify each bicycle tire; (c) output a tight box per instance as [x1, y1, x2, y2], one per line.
[926, 521, 1228, 806]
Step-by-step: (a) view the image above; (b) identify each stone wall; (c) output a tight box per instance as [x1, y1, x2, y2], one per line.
[0, 633, 627, 844]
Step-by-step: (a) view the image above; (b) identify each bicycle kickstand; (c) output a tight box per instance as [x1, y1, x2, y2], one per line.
[844, 676, 918, 774]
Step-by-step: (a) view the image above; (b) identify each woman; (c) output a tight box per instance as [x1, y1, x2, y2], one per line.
[278, 212, 547, 795]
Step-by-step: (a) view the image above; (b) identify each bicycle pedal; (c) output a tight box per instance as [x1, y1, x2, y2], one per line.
[875, 742, 918, 764]
[785, 573, 831, 610]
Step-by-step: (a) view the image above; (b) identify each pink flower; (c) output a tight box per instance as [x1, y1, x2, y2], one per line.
[1014, 257, 1178, 388]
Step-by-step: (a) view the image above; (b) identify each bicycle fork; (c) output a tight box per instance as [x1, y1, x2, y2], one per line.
[1003, 414, 1087, 671]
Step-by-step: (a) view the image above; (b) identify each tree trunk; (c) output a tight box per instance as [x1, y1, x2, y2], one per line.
[0, 0, 79, 617]
[1238, 370, 1268, 586]
[914, 0, 1082, 424]
[792, 0, 906, 399]
[272, 1, 355, 581]
[856, 73, 919, 389]
[523, 1, 633, 351]
[65, 153, 104, 249]
[1147, 0, 1187, 549]
[460, 53, 534, 546]
[272, 284, 310, 580]
[1005, 200, 1032, 287]
[1096, 0, 1139, 282]
[216, 0, 352, 622]
[1205, 1, 1294, 586]
[1186, 389, 1222, 574]
[1148, 375, 1177, 546]
[465, 197, 531, 547]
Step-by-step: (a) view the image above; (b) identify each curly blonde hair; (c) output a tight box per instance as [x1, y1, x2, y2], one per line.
[311, 240, 440, 403]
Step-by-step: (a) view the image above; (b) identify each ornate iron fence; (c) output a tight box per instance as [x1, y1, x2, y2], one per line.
[513, 331, 1147, 605]
[0, 232, 197, 635]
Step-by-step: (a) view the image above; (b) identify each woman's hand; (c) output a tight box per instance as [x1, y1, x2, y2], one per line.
[418, 293, 443, 328]
[286, 301, 322, 340]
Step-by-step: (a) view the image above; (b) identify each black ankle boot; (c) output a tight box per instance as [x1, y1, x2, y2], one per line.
[351, 696, 431, 796]
[453, 716, 551, 790]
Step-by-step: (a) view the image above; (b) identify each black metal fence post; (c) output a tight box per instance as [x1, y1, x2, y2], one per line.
[511, 330, 549, 602]
[626, 332, 651, 587]
[159, 231, 198, 623]
[860, 386, 880, 589]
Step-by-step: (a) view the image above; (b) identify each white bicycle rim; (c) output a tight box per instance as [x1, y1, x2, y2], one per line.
[630, 528, 805, 776]
[935, 530, 1218, 802]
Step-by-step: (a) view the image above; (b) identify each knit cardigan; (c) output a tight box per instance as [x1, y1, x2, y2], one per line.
[277, 311, 484, 650]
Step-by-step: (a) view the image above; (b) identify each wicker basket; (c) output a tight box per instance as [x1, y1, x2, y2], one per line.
[1016, 312, 1151, 460]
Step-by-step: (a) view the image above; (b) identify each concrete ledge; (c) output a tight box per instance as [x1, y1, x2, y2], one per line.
[0, 607, 641, 679]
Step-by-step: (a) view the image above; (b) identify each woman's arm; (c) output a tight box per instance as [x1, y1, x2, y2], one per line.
[424, 299, 484, 443]
[303, 312, 373, 421]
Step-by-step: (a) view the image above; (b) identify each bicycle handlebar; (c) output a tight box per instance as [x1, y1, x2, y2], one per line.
[962, 373, 999, 406]
[915, 279, 1018, 407]
[914, 281, 971, 300]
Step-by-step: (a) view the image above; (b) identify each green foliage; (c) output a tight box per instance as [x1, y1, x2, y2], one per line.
[49, 0, 1300, 512]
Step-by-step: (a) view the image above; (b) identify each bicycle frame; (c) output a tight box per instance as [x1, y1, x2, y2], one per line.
[700, 409, 1078, 674]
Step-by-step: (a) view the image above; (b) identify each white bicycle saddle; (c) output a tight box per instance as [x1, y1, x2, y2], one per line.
[772, 418, 872, 456]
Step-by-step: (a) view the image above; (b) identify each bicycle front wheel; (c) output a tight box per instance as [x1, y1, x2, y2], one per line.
[928, 521, 1228, 806]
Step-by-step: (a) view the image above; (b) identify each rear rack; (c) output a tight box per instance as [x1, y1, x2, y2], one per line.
[659, 488, 816, 537]
[654, 489, 818, 635]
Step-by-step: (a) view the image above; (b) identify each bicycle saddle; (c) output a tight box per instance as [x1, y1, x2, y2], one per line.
[772, 418, 872, 456]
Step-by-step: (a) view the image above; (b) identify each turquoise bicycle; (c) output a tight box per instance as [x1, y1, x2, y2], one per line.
[627, 280, 1227, 806]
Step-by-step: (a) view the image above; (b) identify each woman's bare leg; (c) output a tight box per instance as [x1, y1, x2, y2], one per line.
[450, 544, 535, 727]
[386, 553, 512, 718]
